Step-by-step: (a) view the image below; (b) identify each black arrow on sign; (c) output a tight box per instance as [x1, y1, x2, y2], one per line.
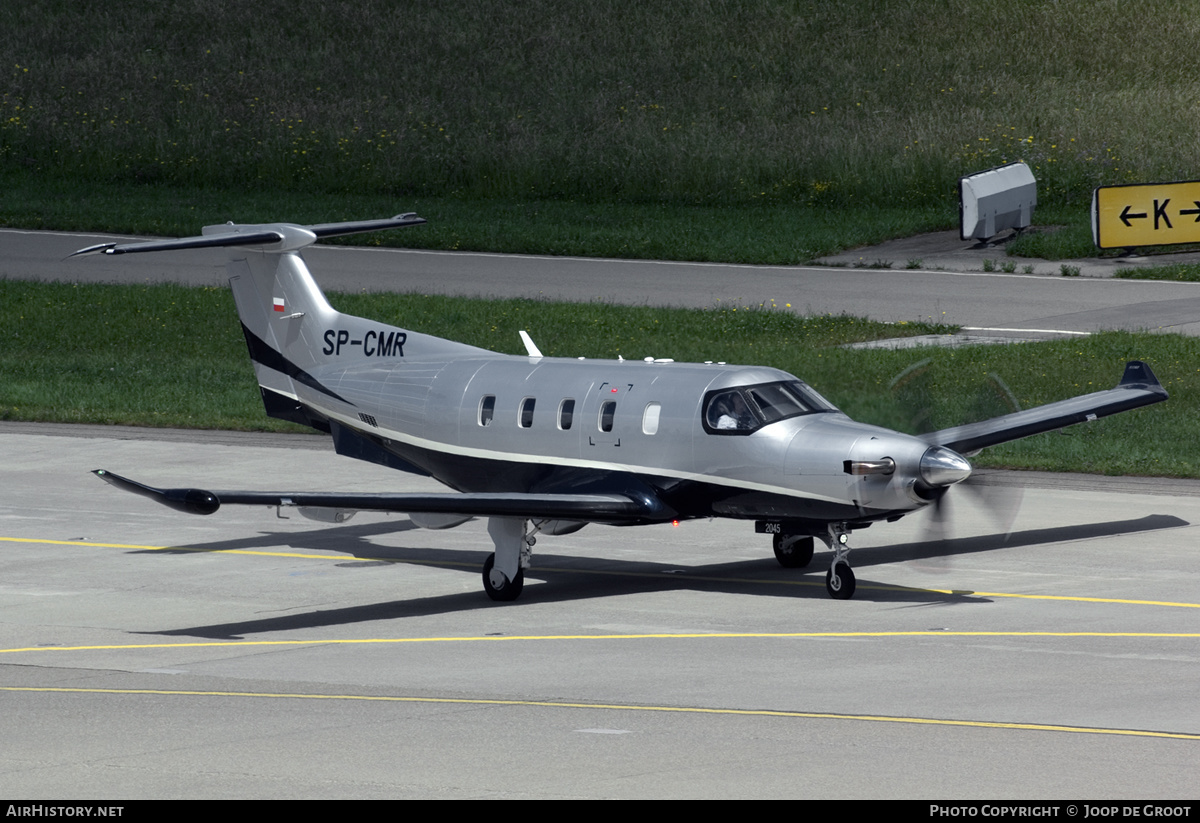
[1120, 205, 1148, 227]
[1180, 201, 1200, 222]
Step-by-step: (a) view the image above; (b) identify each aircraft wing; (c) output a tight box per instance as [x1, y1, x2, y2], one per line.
[92, 469, 669, 523]
[921, 360, 1168, 455]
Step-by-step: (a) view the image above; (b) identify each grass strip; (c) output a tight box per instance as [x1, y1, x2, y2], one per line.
[1115, 263, 1200, 282]
[1, 280, 1194, 476]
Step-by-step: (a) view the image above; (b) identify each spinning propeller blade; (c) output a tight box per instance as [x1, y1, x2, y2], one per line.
[890, 360, 1026, 559]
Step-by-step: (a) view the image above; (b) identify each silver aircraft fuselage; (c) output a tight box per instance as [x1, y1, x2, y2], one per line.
[308, 352, 935, 530]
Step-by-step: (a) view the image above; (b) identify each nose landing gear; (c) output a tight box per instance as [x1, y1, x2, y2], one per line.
[820, 523, 856, 600]
[763, 521, 858, 600]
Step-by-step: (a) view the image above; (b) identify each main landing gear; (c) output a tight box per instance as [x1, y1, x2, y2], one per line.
[770, 523, 856, 600]
[482, 552, 524, 601]
[772, 533, 815, 568]
[481, 517, 537, 602]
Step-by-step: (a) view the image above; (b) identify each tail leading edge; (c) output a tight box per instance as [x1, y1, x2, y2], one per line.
[73, 214, 490, 429]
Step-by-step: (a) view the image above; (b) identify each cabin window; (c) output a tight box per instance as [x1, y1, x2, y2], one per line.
[558, 398, 575, 430]
[519, 397, 536, 428]
[599, 400, 617, 432]
[478, 395, 495, 427]
[642, 402, 661, 435]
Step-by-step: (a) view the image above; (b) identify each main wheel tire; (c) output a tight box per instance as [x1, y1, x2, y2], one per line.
[482, 553, 525, 602]
[825, 562, 856, 600]
[773, 534, 815, 568]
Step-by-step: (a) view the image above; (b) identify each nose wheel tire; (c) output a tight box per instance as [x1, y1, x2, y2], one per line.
[825, 562, 856, 600]
[482, 553, 525, 602]
[773, 534, 815, 568]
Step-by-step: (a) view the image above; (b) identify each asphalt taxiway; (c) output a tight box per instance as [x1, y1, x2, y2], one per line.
[6, 227, 1200, 338]
[1, 423, 1198, 798]
[3, 227, 1200, 796]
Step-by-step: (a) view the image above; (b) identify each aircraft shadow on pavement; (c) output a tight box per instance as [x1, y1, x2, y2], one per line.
[132, 512, 1187, 639]
[848, 513, 1186, 568]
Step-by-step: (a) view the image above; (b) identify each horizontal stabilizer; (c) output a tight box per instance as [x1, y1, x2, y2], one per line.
[921, 360, 1168, 454]
[70, 214, 425, 257]
[93, 470, 671, 523]
[70, 231, 285, 257]
[306, 214, 426, 238]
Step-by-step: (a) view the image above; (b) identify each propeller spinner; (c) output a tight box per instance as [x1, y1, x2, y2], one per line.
[919, 445, 972, 488]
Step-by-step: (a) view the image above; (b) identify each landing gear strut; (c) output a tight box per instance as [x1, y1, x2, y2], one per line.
[821, 523, 856, 600]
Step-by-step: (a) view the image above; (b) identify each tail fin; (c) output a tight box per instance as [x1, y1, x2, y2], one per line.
[73, 215, 491, 427]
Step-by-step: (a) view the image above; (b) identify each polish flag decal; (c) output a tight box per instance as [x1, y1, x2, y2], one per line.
[273, 297, 285, 313]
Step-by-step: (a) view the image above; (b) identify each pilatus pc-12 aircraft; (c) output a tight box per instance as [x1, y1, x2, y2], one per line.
[76, 215, 1168, 601]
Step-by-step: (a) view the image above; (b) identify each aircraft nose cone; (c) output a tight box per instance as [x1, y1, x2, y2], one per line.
[919, 446, 972, 487]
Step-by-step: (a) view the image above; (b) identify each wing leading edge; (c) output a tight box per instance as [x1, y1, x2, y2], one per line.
[92, 469, 671, 523]
[921, 360, 1167, 455]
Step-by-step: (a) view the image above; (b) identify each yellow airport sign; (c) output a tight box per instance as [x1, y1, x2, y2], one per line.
[1093, 181, 1200, 249]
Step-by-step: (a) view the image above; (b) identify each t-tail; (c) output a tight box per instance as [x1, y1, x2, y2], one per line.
[71, 215, 491, 428]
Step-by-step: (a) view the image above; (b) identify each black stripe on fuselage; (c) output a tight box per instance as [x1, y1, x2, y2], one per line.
[333, 418, 874, 527]
[240, 323, 353, 405]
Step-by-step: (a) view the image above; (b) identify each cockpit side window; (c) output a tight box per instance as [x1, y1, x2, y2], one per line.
[704, 389, 758, 433]
[703, 380, 836, 435]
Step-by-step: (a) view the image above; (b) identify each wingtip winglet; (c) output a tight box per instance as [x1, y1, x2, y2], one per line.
[1118, 360, 1167, 396]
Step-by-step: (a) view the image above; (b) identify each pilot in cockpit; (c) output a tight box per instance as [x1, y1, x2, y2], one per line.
[712, 391, 754, 431]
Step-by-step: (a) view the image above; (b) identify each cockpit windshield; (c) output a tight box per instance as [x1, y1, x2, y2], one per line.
[703, 380, 837, 434]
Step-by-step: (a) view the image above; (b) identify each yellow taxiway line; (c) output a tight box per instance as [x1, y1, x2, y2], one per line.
[2, 630, 1199, 656]
[3, 684, 1197, 741]
[4, 535, 1200, 609]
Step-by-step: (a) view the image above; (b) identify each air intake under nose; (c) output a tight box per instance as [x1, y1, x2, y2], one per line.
[919, 446, 972, 487]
